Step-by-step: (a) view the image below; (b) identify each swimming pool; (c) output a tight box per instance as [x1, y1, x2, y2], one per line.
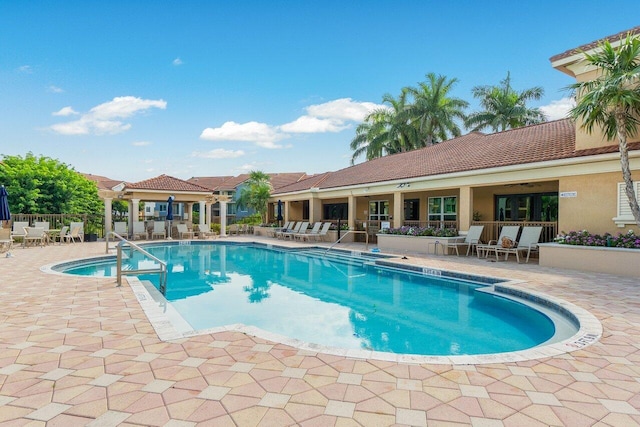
[51, 241, 588, 360]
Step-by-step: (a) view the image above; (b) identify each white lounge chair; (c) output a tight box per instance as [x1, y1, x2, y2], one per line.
[276, 222, 300, 239]
[495, 226, 543, 263]
[114, 221, 128, 237]
[294, 222, 321, 241]
[449, 225, 485, 256]
[176, 223, 194, 239]
[476, 225, 521, 259]
[151, 221, 166, 239]
[57, 226, 69, 244]
[283, 222, 309, 240]
[11, 221, 28, 244]
[268, 221, 290, 238]
[23, 227, 46, 247]
[195, 224, 217, 239]
[66, 226, 84, 243]
[299, 222, 332, 242]
[69, 222, 85, 243]
[34, 221, 50, 230]
[132, 222, 148, 240]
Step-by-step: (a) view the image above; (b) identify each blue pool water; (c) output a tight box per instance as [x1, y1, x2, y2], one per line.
[56, 242, 557, 356]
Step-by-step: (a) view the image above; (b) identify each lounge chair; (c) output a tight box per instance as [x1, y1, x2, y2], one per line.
[283, 222, 309, 240]
[114, 221, 128, 237]
[476, 225, 521, 259]
[0, 228, 13, 253]
[495, 226, 543, 263]
[151, 221, 166, 239]
[57, 226, 69, 244]
[267, 221, 290, 238]
[299, 222, 332, 242]
[34, 221, 50, 230]
[176, 223, 194, 239]
[23, 227, 46, 247]
[66, 226, 84, 243]
[69, 222, 85, 243]
[132, 222, 148, 240]
[195, 224, 217, 239]
[11, 221, 28, 244]
[449, 225, 485, 256]
[276, 222, 300, 239]
[294, 222, 321, 241]
[228, 224, 240, 236]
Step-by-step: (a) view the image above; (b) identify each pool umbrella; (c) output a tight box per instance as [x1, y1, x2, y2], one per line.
[166, 195, 174, 239]
[0, 185, 10, 225]
[277, 200, 283, 226]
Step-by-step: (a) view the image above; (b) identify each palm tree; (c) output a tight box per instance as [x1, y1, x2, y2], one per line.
[568, 34, 640, 227]
[236, 171, 272, 224]
[405, 73, 469, 146]
[465, 72, 546, 132]
[349, 90, 418, 164]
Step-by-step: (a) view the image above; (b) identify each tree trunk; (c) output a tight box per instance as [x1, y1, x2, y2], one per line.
[616, 115, 640, 227]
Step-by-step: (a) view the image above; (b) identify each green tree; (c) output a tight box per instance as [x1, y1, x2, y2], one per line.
[0, 153, 102, 214]
[405, 73, 469, 146]
[350, 90, 418, 164]
[236, 171, 272, 224]
[568, 33, 640, 227]
[465, 72, 546, 132]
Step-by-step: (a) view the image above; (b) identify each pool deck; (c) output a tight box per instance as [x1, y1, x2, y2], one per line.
[1, 237, 639, 426]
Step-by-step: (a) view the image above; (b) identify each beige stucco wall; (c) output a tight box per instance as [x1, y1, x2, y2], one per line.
[559, 171, 640, 235]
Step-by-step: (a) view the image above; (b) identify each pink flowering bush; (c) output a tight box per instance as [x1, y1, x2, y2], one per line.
[555, 230, 640, 249]
[380, 226, 458, 237]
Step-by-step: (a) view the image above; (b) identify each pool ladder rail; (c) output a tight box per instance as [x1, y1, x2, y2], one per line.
[106, 232, 168, 294]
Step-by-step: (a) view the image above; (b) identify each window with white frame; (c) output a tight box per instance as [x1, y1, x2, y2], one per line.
[368, 200, 390, 221]
[428, 196, 457, 223]
[613, 182, 640, 227]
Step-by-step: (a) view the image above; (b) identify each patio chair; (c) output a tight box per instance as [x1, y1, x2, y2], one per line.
[0, 227, 13, 253]
[176, 223, 195, 239]
[283, 222, 309, 240]
[57, 226, 69, 244]
[495, 226, 543, 263]
[476, 225, 520, 259]
[267, 221, 290, 238]
[151, 221, 166, 239]
[449, 225, 485, 256]
[11, 221, 28, 244]
[69, 222, 85, 243]
[114, 221, 128, 237]
[294, 222, 321, 241]
[66, 226, 84, 243]
[23, 227, 46, 247]
[34, 221, 50, 230]
[132, 222, 148, 240]
[228, 224, 240, 236]
[276, 221, 300, 239]
[299, 222, 332, 242]
[195, 224, 217, 239]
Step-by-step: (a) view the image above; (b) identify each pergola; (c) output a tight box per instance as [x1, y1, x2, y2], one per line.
[99, 175, 231, 237]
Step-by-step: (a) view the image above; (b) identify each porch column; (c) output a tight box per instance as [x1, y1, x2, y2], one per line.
[219, 200, 227, 237]
[205, 202, 212, 227]
[104, 198, 113, 234]
[131, 199, 140, 227]
[199, 201, 206, 226]
[309, 196, 322, 223]
[393, 192, 403, 228]
[348, 195, 356, 230]
[185, 203, 193, 221]
[459, 186, 473, 231]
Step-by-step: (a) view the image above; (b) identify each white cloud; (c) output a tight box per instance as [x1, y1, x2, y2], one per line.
[50, 96, 167, 135]
[279, 116, 348, 133]
[132, 141, 152, 146]
[17, 65, 32, 73]
[306, 98, 380, 121]
[52, 106, 79, 117]
[48, 85, 64, 93]
[239, 163, 256, 171]
[191, 148, 245, 159]
[173, 57, 183, 66]
[200, 121, 287, 149]
[540, 97, 575, 121]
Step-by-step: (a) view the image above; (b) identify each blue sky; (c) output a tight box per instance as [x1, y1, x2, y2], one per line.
[1, 1, 638, 183]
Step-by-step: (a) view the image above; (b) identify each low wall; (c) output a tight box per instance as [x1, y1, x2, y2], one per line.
[539, 243, 640, 278]
[376, 234, 465, 255]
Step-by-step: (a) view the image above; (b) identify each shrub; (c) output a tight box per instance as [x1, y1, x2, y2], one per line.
[379, 226, 458, 237]
[555, 230, 640, 249]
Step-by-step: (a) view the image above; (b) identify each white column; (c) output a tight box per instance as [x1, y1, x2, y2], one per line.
[131, 199, 140, 225]
[205, 202, 212, 227]
[104, 198, 113, 234]
[199, 201, 206, 226]
[219, 201, 227, 237]
[348, 195, 356, 230]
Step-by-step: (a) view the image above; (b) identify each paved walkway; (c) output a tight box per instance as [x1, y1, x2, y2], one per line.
[0, 238, 639, 426]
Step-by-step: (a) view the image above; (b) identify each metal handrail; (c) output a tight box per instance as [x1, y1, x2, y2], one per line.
[107, 231, 168, 294]
[325, 229, 368, 255]
[106, 231, 127, 253]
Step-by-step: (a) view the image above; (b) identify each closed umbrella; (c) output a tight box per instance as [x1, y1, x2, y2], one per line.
[166, 196, 174, 239]
[0, 186, 10, 224]
[277, 200, 283, 226]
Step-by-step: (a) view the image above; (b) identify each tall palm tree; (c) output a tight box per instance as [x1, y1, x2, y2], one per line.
[405, 73, 469, 146]
[465, 72, 546, 132]
[236, 170, 271, 224]
[568, 34, 640, 226]
[350, 90, 418, 164]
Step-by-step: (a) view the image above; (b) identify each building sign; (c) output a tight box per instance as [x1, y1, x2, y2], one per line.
[560, 191, 578, 198]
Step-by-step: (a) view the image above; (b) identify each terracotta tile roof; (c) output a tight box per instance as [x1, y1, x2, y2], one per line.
[126, 174, 212, 193]
[550, 26, 640, 62]
[81, 173, 126, 191]
[187, 176, 234, 191]
[217, 174, 250, 191]
[268, 172, 308, 189]
[274, 119, 589, 194]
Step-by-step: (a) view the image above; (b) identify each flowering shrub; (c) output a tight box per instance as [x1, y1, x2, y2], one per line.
[379, 226, 458, 237]
[555, 230, 640, 249]
[329, 223, 350, 231]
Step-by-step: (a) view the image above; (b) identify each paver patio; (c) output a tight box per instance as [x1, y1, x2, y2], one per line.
[0, 238, 639, 426]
